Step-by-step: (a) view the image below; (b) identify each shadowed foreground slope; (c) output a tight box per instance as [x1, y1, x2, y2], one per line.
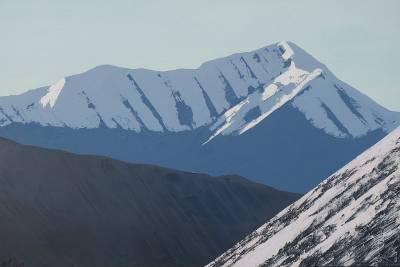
[0, 137, 299, 267]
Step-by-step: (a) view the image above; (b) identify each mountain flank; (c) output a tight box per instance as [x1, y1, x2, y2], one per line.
[0, 137, 299, 267]
[207, 127, 400, 267]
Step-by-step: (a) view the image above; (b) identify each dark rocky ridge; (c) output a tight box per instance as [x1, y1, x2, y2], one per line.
[0, 137, 299, 267]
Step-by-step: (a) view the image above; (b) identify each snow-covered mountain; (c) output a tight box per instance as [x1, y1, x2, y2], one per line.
[0, 41, 398, 191]
[0, 41, 398, 135]
[207, 42, 399, 142]
[207, 127, 400, 267]
[0, 42, 289, 131]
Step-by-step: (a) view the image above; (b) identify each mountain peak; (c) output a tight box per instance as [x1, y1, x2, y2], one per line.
[206, 46, 399, 140]
[276, 41, 294, 61]
[0, 42, 398, 137]
[0, 41, 398, 192]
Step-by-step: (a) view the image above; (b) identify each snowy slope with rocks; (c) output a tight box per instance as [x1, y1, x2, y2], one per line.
[208, 42, 399, 141]
[207, 127, 400, 267]
[0, 41, 398, 138]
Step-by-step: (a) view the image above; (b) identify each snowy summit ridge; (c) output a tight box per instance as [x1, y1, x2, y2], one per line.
[0, 41, 398, 140]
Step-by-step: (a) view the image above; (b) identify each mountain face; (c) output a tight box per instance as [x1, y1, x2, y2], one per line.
[207, 127, 400, 267]
[0, 41, 399, 192]
[0, 137, 299, 267]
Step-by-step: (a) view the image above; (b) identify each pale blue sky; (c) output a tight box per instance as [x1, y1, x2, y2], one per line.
[1, 0, 399, 110]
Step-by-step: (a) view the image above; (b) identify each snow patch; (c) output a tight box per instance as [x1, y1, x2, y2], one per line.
[277, 41, 294, 60]
[40, 78, 66, 108]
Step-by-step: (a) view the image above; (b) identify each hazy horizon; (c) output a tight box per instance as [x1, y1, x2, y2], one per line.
[1, 0, 399, 111]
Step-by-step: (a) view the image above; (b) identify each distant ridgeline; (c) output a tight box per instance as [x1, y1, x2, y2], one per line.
[0, 41, 399, 192]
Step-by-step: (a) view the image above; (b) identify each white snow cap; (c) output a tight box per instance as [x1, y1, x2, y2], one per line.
[0, 41, 398, 138]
